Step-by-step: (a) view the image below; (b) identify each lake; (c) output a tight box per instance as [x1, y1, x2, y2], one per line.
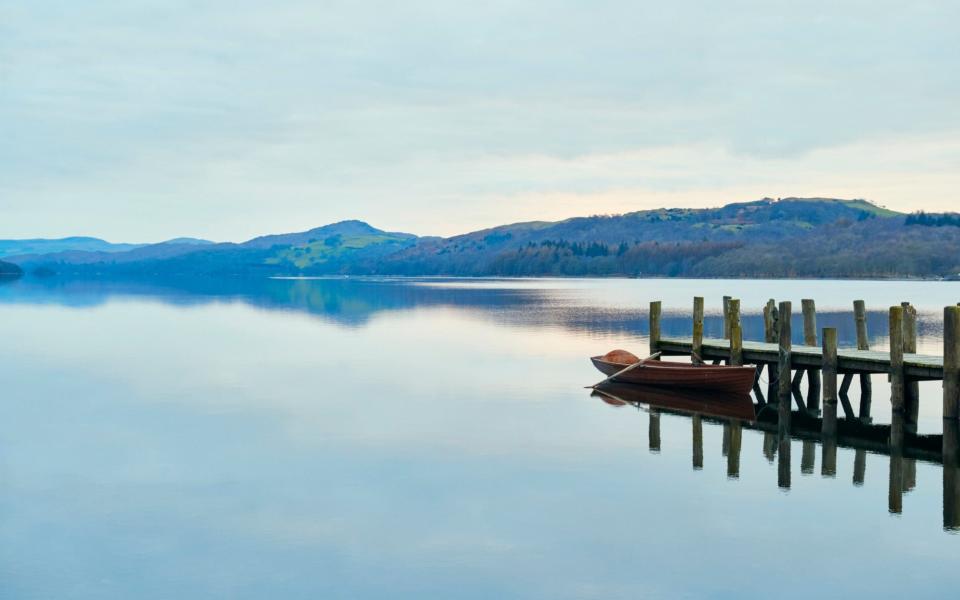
[0, 276, 957, 599]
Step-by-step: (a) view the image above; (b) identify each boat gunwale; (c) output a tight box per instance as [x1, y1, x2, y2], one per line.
[590, 356, 758, 373]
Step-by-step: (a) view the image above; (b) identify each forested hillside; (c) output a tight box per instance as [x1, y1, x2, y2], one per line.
[5, 198, 960, 279]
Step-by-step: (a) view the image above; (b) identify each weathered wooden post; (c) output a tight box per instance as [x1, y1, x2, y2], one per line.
[889, 306, 905, 413]
[802, 299, 821, 412]
[765, 299, 779, 406]
[902, 302, 918, 429]
[855, 300, 873, 419]
[723, 295, 732, 340]
[944, 305, 960, 420]
[692, 414, 703, 470]
[822, 328, 838, 406]
[727, 420, 742, 479]
[692, 296, 705, 363]
[649, 409, 661, 453]
[763, 300, 776, 342]
[822, 327, 838, 445]
[778, 301, 793, 431]
[729, 298, 742, 366]
[649, 300, 662, 359]
[944, 418, 960, 530]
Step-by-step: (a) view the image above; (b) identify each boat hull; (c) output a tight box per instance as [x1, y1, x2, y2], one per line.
[591, 357, 756, 396]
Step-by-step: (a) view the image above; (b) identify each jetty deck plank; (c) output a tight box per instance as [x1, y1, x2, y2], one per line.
[658, 336, 944, 380]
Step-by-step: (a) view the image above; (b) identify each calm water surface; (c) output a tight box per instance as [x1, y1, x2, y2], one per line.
[0, 277, 957, 599]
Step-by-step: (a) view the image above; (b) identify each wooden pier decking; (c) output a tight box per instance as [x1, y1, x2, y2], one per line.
[657, 336, 946, 380]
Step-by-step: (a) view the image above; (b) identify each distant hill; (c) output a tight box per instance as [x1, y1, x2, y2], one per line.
[0, 236, 143, 258]
[0, 235, 214, 259]
[5, 198, 960, 279]
[7, 221, 417, 277]
[0, 260, 23, 278]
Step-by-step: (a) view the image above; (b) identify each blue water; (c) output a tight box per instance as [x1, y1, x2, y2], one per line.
[0, 277, 956, 599]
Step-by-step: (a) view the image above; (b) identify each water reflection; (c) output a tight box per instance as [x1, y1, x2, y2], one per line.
[594, 384, 958, 532]
[0, 275, 952, 350]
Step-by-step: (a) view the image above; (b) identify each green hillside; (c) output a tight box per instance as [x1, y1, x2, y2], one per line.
[9, 197, 960, 279]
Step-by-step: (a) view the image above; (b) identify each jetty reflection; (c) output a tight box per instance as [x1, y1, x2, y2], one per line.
[593, 384, 960, 532]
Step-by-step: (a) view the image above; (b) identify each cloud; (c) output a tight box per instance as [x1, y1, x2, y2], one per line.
[2, 1, 959, 239]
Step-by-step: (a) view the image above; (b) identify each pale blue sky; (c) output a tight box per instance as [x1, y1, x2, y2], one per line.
[2, 1, 959, 241]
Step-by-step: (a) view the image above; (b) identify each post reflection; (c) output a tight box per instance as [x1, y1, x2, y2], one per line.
[889, 414, 905, 514]
[801, 440, 816, 475]
[649, 409, 661, 453]
[853, 449, 867, 486]
[762, 432, 777, 463]
[593, 383, 957, 533]
[778, 434, 792, 489]
[944, 419, 960, 531]
[692, 415, 703, 470]
[727, 420, 742, 479]
[821, 401, 838, 477]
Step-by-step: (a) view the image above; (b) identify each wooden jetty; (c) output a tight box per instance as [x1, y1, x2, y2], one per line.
[648, 297, 960, 436]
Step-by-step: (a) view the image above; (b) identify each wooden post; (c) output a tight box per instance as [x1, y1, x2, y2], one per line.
[902, 302, 918, 429]
[854, 300, 869, 349]
[692, 414, 703, 470]
[889, 305, 905, 412]
[764, 299, 777, 343]
[820, 327, 837, 477]
[729, 299, 742, 366]
[766, 300, 779, 407]
[854, 300, 873, 419]
[822, 328, 838, 445]
[802, 299, 821, 412]
[778, 301, 793, 431]
[649, 301, 662, 359]
[692, 297, 705, 363]
[723, 295, 732, 340]
[944, 305, 960, 420]
[822, 328, 838, 405]
[802, 299, 818, 347]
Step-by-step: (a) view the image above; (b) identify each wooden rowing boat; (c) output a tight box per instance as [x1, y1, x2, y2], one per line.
[590, 350, 756, 395]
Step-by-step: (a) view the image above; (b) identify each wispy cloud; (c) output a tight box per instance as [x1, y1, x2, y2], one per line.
[2, 1, 959, 240]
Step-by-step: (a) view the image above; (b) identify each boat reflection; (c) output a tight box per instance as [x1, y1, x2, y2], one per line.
[592, 384, 960, 532]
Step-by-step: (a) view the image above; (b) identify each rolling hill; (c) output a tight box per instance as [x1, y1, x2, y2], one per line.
[4, 198, 960, 279]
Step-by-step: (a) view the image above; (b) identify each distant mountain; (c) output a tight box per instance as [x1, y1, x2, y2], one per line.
[161, 237, 215, 246]
[0, 236, 143, 258]
[8, 220, 417, 277]
[0, 235, 215, 259]
[0, 260, 23, 278]
[5, 198, 960, 279]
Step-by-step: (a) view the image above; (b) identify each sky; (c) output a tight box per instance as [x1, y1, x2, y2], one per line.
[2, 0, 959, 242]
